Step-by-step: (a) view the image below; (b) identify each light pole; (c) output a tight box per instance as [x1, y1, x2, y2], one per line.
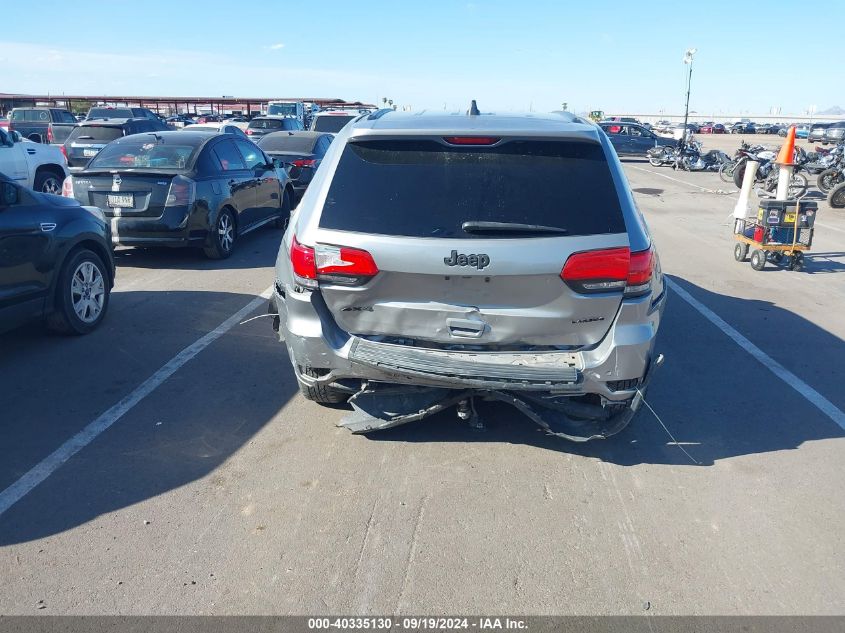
[682, 48, 696, 143]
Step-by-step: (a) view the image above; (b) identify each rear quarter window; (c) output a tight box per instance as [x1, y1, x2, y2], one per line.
[319, 139, 626, 239]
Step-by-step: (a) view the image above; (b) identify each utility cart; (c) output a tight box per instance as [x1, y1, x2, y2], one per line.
[733, 200, 818, 271]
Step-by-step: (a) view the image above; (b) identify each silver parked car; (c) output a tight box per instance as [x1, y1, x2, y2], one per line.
[271, 109, 665, 440]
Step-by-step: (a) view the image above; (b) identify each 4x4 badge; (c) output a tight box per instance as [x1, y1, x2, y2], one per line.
[444, 250, 490, 270]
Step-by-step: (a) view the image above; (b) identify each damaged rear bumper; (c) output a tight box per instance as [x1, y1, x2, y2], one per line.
[274, 283, 665, 403]
[339, 354, 662, 441]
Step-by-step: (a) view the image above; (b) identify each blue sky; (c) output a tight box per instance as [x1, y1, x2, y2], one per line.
[2, 0, 842, 115]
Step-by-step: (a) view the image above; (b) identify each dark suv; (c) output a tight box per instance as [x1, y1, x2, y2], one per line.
[0, 174, 114, 334]
[63, 118, 170, 171]
[823, 122, 845, 145]
[8, 107, 77, 144]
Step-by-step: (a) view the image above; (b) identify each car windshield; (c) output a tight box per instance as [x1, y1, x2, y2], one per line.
[86, 139, 198, 170]
[313, 115, 356, 132]
[319, 139, 625, 238]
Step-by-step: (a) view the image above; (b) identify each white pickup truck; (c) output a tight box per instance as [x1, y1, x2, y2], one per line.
[0, 127, 68, 194]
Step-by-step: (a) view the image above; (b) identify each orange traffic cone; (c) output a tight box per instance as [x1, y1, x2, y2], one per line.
[776, 126, 796, 165]
[774, 126, 797, 199]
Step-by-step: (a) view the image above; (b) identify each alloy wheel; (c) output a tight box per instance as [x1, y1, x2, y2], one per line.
[71, 261, 105, 323]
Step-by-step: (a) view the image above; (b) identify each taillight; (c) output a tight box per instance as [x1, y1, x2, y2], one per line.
[443, 136, 500, 145]
[561, 247, 654, 297]
[60, 144, 67, 161]
[164, 175, 195, 207]
[47, 125, 53, 143]
[561, 247, 629, 294]
[290, 236, 379, 288]
[246, 128, 254, 135]
[62, 176, 74, 198]
[291, 159, 316, 168]
[290, 236, 317, 288]
[625, 248, 654, 297]
[315, 244, 379, 286]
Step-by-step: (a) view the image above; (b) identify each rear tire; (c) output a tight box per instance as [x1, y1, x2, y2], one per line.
[817, 168, 842, 194]
[788, 173, 808, 199]
[297, 367, 348, 404]
[203, 208, 236, 259]
[733, 160, 747, 188]
[750, 249, 766, 271]
[734, 242, 749, 262]
[719, 161, 735, 183]
[829, 181, 845, 209]
[46, 248, 110, 335]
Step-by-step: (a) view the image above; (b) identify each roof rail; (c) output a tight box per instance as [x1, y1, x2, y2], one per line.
[367, 108, 394, 120]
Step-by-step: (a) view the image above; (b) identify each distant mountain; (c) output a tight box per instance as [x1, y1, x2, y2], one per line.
[819, 106, 844, 115]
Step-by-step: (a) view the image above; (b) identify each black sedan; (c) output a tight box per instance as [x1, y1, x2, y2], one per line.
[0, 173, 114, 334]
[257, 131, 334, 202]
[64, 131, 294, 259]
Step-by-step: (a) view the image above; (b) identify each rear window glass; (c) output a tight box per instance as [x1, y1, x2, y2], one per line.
[249, 118, 299, 130]
[257, 134, 318, 152]
[68, 126, 124, 143]
[319, 140, 625, 238]
[87, 140, 198, 170]
[312, 115, 355, 133]
[88, 108, 134, 119]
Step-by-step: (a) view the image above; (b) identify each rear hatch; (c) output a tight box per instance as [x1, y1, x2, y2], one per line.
[312, 115, 356, 133]
[72, 171, 176, 217]
[65, 125, 125, 169]
[308, 137, 633, 349]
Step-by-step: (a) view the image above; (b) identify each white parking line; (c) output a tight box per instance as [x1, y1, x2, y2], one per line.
[666, 278, 845, 430]
[0, 286, 274, 518]
[628, 165, 736, 195]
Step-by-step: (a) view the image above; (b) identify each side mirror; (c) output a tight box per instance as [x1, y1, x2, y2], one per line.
[1, 181, 19, 206]
[10, 131, 22, 143]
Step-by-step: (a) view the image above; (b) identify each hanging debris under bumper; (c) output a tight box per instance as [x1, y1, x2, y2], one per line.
[338, 355, 664, 442]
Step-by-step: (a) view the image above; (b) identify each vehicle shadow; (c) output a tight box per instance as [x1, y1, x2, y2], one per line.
[0, 289, 296, 546]
[112, 228, 283, 271]
[362, 276, 845, 466]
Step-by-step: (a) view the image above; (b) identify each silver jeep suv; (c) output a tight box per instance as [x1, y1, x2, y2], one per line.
[271, 109, 665, 440]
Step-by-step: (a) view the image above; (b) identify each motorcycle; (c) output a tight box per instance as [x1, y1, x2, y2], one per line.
[733, 144, 807, 199]
[719, 141, 768, 183]
[675, 142, 730, 172]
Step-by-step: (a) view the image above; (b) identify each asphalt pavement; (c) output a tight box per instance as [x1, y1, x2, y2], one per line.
[1, 155, 843, 615]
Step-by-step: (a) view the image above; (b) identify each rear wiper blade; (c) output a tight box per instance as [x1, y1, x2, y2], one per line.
[461, 221, 568, 235]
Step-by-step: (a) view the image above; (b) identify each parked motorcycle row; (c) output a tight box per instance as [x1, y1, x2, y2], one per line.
[647, 137, 845, 207]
